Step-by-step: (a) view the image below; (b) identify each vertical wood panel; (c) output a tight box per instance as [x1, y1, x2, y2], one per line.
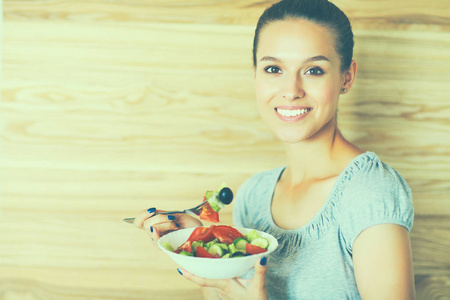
[1, 1, 449, 299]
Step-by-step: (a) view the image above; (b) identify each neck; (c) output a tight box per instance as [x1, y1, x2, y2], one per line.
[282, 118, 348, 184]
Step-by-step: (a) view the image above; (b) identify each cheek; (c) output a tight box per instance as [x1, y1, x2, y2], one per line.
[254, 82, 276, 122]
[254, 79, 274, 106]
[312, 79, 340, 106]
[325, 88, 338, 104]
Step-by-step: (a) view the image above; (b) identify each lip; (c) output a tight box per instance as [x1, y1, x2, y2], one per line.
[274, 106, 312, 122]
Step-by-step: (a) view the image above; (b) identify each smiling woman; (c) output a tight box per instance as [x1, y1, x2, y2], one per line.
[231, 1, 415, 299]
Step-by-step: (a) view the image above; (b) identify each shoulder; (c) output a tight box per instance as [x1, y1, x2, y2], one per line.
[338, 152, 414, 250]
[342, 152, 412, 197]
[232, 166, 284, 227]
[239, 166, 285, 195]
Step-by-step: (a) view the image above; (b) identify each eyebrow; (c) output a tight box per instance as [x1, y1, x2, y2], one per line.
[259, 55, 330, 64]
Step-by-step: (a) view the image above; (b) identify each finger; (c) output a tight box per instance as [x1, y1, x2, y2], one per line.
[178, 268, 228, 290]
[236, 277, 250, 288]
[251, 256, 268, 290]
[147, 220, 180, 240]
[136, 211, 174, 231]
[133, 207, 157, 228]
[142, 213, 176, 229]
[216, 289, 228, 299]
[143, 214, 180, 238]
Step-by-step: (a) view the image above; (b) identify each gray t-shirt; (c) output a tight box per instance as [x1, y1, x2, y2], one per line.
[233, 152, 414, 299]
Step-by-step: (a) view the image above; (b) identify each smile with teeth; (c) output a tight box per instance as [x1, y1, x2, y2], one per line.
[276, 107, 312, 117]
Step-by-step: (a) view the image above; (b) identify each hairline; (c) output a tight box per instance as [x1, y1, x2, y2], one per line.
[253, 17, 345, 72]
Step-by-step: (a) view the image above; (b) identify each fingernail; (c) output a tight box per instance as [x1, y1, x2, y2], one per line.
[167, 215, 176, 220]
[150, 226, 153, 233]
[175, 223, 181, 228]
[177, 268, 183, 275]
[260, 256, 267, 266]
[147, 207, 156, 213]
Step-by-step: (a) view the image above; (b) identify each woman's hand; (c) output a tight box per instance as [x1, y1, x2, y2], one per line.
[179, 257, 269, 300]
[133, 207, 203, 246]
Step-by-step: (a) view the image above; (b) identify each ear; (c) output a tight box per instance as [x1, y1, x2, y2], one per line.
[341, 60, 357, 94]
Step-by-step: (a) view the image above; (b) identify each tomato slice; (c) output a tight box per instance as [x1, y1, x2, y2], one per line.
[187, 226, 216, 243]
[199, 202, 220, 223]
[195, 246, 218, 258]
[212, 225, 245, 244]
[178, 240, 192, 253]
[246, 243, 268, 255]
[178, 226, 216, 253]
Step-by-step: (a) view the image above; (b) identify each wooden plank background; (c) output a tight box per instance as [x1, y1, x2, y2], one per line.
[1, 0, 449, 299]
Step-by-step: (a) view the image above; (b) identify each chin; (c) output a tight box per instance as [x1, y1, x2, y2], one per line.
[275, 130, 310, 144]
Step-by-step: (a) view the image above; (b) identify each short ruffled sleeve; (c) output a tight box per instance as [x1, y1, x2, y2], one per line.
[232, 168, 284, 229]
[232, 174, 256, 228]
[339, 154, 414, 252]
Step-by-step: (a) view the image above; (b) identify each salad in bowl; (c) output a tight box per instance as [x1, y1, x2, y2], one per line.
[158, 225, 278, 279]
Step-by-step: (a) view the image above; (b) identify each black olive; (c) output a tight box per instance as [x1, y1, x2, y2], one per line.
[218, 187, 233, 205]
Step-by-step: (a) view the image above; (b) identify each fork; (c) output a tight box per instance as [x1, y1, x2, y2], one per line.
[122, 201, 207, 224]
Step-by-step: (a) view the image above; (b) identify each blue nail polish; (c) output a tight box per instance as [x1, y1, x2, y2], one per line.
[177, 268, 183, 275]
[260, 256, 267, 266]
[175, 223, 181, 228]
[150, 226, 153, 233]
[147, 207, 156, 213]
[167, 215, 176, 220]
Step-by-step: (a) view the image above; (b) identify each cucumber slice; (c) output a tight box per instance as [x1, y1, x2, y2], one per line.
[205, 191, 215, 199]
[250, 237, 269, 249]
[231, 252, 244, 258]
[191, 241, 204, 253]
[208, 244, 225, 257]
[207, 193, 225, 212]
[228, 243, 238, 255]
[216, 243, 229, 252]
[233, 237, 248, 251]
[245, 230, 260, 243]
[162, 242, 174, 252]
[206, 183, 230, 212]
[222, 253, 231, 258]
[205, 238, 219, 250]
[180, 250, 193, 256]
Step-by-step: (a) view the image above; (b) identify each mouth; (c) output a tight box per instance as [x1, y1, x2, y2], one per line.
[275, 107, 312, 121]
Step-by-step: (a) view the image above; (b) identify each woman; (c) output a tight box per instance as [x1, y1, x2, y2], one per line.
[133, 0, 416, 299]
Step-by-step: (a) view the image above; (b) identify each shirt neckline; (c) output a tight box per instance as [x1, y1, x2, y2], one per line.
[266, 151, 376, 236]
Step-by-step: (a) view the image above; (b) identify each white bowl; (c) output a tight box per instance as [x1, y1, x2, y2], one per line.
[158, 227, 278, 279]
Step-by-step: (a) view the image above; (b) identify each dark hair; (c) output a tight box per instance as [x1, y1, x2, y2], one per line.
[252, 0, 354, 72]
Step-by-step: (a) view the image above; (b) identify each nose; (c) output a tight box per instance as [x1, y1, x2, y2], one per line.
[281, 73, 305, 100]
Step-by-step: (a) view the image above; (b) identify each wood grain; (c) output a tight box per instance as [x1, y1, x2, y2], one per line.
[3, 0, 450, 31]
[1, 0, 450, 299]
[415, 275, 450, 300]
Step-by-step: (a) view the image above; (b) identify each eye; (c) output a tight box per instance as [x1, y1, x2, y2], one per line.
[305, 67, 324, 76]
[264, 65, 282, 74]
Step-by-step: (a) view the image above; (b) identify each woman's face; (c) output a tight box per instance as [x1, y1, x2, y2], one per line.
[254, 19, 345, 144]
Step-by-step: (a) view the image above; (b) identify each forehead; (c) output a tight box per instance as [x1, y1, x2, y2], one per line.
[257, 19, 337, 60]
